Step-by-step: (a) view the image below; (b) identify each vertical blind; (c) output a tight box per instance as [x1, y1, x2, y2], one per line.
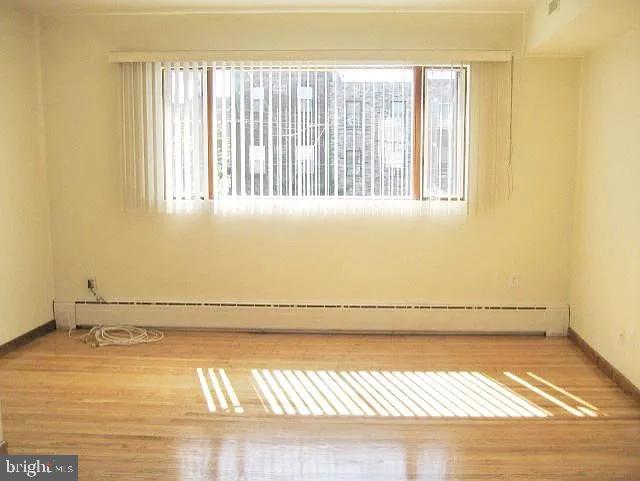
[121, 62, 162, 210]
[467, 61, 513, 214]
[121, 59, 512, 213]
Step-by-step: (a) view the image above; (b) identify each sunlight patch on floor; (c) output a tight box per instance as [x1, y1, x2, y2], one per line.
[196, 367, 244, 413]
[251, 370, 549, 418]
[505, 371, 600, 417]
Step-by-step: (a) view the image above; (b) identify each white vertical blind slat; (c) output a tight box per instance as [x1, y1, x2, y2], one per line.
[332, 70, 338, 197]
[238, 64, 246, 196]
[143, 63, 153, 203]
[154, 63, 165, 203]
[314, 67, 319, 196]
[287, 66, 293, 196]
[186, 63, 194, 200]
[268, 66, 274, 196]
[175, 65, 183, 200]
[249, 67, 255, 196]
[342, 76, 347, 197]
[361, 76, 366, 197]
[259, 65, 265, 197]
[135, 63, 144, 206]
[164, 65, 174, 201]
[370, 80, 375, 197]
[323, 70, 329, 196]
[230, 64, 237, 197]
[381, 80, 386, 197]
[296, 69, 302, 196]
[221, 63, 228, 197]
[277, 69, 284, 196]
[350, 76, 356, 196]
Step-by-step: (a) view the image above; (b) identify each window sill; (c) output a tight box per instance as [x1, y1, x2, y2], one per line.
[210, 198, 468, 217]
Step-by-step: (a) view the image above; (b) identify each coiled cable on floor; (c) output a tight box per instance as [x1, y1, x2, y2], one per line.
[69, 325, 164, 347]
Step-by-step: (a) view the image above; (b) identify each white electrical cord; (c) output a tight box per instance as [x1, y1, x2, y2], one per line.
[69, 325, 164, 347]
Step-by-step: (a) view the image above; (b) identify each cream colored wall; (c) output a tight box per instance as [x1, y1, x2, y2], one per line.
[526, 0, 594, 54]
[0, 8, 55, 345]
[570, 27, 640, 388]
[39, 13, 580, 307]
[526, 0, 640, 55]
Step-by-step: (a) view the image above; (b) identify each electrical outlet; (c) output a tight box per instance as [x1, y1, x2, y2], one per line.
[87, 278, 97, 291]
[509, 275, 520, 289]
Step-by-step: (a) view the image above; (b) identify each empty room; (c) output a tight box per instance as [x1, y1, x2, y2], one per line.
[0, 0, 639, 479]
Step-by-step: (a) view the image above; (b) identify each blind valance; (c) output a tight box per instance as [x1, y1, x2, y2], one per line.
[110, 49, 512, 65]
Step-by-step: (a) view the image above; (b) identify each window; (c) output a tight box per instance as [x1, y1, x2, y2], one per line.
[422, 67, 467, 201]
[160, 64, 468, 202]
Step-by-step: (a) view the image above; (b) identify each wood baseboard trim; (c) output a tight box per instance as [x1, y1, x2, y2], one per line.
[0, 320, 56, 358]
[0, 441, 7, 455]
[568, 327, 640, 404]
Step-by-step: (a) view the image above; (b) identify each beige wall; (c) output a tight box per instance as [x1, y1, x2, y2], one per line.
[39, 13, 580, 308]
[570, 27, 640, 388]
[525, 0, 640, 56]
[0, 8, 55, 345]
[526, 0, 594, 53]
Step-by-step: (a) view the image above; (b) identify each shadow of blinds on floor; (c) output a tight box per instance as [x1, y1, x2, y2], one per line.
[250, 369, 549, 418]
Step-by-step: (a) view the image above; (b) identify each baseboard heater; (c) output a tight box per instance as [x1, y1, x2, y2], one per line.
[57, 301, 569, 336]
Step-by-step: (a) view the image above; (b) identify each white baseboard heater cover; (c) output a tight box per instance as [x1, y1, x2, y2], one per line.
[59, 301, 569, 336]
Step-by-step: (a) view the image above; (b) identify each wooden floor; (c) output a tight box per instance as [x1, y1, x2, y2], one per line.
[1, 330, 639, 480]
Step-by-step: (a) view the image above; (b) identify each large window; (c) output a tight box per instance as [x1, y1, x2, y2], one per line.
[161, 64, 468, 202]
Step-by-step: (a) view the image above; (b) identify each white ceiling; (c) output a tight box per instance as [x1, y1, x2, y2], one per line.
[14, 0, 535, 15]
